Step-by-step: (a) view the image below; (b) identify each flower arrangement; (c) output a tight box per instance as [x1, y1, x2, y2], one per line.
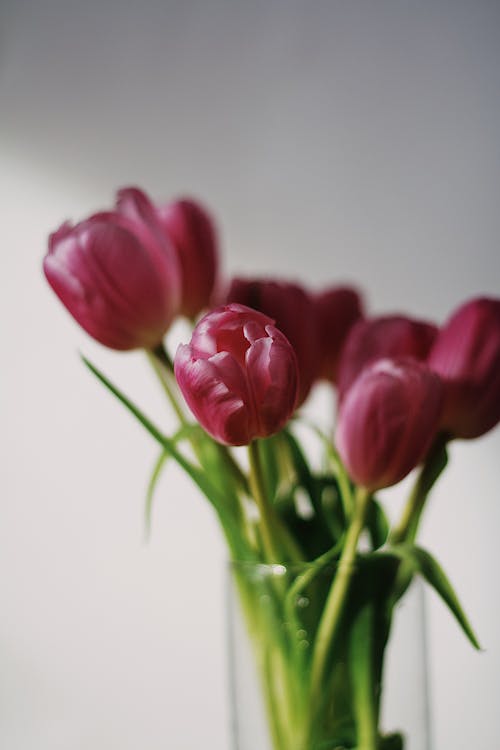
[44, 187, 500, 750]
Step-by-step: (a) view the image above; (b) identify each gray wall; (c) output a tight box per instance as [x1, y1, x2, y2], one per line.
[1, 2, 499, 748]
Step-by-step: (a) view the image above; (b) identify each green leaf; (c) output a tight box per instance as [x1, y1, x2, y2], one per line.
[282, 429, 317, 500]
[282, 428, 344, 542]
[365, 498, 389, 551]
[144, 423, 199, 536]
[145, 449, 169, 538]
[384, 544, 481, 650]
[81, 356, 224, 508]
[293, 417, 356, 520]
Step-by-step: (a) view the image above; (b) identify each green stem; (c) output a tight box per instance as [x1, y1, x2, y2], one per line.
[309, 487, 372, 706]
[284, 537, 344, 640]
[350, 603, 379, 750]
[146, 347, 187, 424]
[219, 445, 250, 496]
[390, 434, 448, 545]
[248, 441, 302, 563]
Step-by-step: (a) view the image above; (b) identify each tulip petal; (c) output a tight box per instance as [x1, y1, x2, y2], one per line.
[174, 305, 299, 445]
[226, 278, 319, 405]
[157, 198, 219, 319]
[338, 315, 438, 400]
[175, 345, 253, 445]
[245, 330, 299, 437]
[44, 219, 178, 350]
[336, 358, 443, 490]
[428, 297, 500, 438]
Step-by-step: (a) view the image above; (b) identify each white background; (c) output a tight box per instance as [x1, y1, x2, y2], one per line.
[1, 2, 499, 748]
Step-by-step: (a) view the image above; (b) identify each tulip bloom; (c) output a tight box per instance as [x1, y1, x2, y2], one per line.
[428, 297, 500, 439]
[336, 358, 443, 490]
[117, 188, 219, 319]
[174, 304, 299, 445]
[337, 315, 438, 400]
[43, 213, 181, 351]
[225, 278, 318, 405]
[156, 198, 218, 319]
[313, 286, 364, 382]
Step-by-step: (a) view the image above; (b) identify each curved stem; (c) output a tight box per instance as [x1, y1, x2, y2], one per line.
[390, 434, 448, 545]
[284, 536, 344, 637]
[309, 487, 371, 706]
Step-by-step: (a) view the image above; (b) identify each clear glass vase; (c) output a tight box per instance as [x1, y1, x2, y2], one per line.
[227, 560, 431, 750]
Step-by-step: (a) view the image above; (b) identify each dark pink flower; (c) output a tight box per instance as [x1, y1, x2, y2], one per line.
[43, 211, 181, 351]
[313, 286, 364, 382]
[337, 315, 438, 400]
[155, 197, 219, 319]
[116, 188, 218, 319]
[336, 358, 443, 490]
[225, 278, 318, 405]
[428, 297, 500, 439]
[174, 304, 299, 445]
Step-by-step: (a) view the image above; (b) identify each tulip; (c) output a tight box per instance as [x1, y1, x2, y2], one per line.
[428, 297, 500, 439]
[336, 358, 443, 490]
[174, 304, 299, 445]
[225, 278, 318, 405]
[116, 188, 218, 319]
[337, 315, 438, 400]
[156, 198, 218, 319]
[313, 286, 364, 382]
[43, 212, 181, 351]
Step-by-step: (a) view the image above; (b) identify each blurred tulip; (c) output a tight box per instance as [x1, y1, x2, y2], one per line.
[43, 212, 181, 351]
[336, 358, 443, 490]
[337, 315, 438, 400]
[117, 188, 219, 319]
[313, 286, 364, 382]
[155, 198, 218, 318]
[225, 278, 318, 405]
[174, 304, 299, 445]
[428, 297, 500, 439]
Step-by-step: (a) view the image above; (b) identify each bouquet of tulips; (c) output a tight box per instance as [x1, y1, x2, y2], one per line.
[44, 187, 500, 750]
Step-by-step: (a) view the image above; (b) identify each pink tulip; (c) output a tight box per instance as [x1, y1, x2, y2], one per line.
[156, 198, 219, 319]
[313, 286, 364, 382]
[43, 212, 181, 351]
[428, 297, 500, 439]
[116, 188, 218, 319]
[225, 278, 318, 405]
[174, 304, 299, 445]
[337, 315, 438, 400]
[336, 358, 443, 490]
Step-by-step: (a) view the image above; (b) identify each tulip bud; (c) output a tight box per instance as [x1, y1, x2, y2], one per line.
[428, 297, 500, 439]
[43, 213, 181, 351]
[156, 198, 219, 319]
[225, 278, 318, 405]
[174, 304, 299, 445]
[336, 358, 443, 490]
[337, 315, 438, 400]
[313, 286, 364, 382]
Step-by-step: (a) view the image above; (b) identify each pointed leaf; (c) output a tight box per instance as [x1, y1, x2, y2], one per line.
[81, 356, 224, 509]
[385, 544, 481, 650]
[282, 428, 343, 541]
[145, 449, 169, 538]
